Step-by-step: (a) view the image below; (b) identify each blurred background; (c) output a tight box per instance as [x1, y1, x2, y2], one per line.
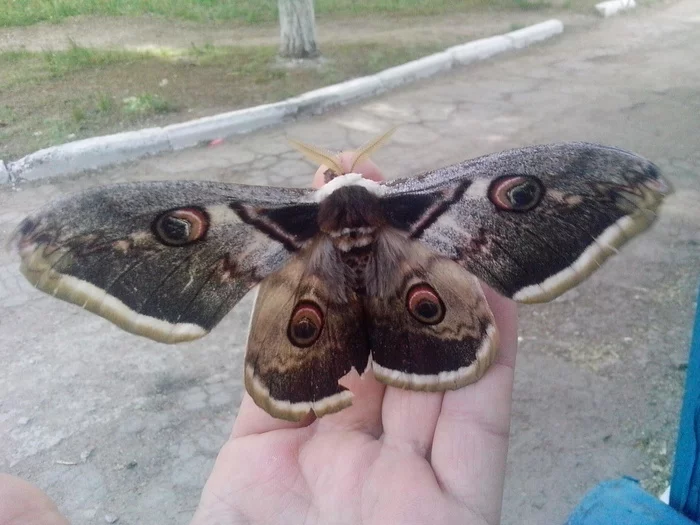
[1, 0, 622, 161]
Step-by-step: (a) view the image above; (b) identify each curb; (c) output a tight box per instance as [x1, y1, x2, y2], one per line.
[2, 19, 563, 184]
[595, 0, 636, 17]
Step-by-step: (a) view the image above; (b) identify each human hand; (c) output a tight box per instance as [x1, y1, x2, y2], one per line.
[0, 153, 518, 525]
[190, 153, 519, 525]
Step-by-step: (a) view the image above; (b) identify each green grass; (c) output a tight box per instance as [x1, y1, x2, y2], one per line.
[122, 93, 177, 114]
[0, 0, 575, 27]
[0, 40, 453, 160]
[44, 41, 137, 77]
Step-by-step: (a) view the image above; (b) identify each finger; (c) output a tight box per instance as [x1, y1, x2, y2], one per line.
[315, 368, 385, 437]
[0, 474, 69, 525]
[430, 288, 518, 525]
[311, 151, 384, 189]
[231, 392, 314, 438]
[380, 285, 515, 459]
[381, 387, 443, 457]
[482, 284, 518, 369]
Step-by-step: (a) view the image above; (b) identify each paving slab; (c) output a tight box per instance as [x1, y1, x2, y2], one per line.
[1, 1, 699, 524]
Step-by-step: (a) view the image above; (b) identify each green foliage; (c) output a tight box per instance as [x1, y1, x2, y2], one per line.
[122, 93, 176, 114]
[97, 93, 116, 113]
[43, 41, 134, 78]
[71, 105, 86, 122]
[0, 0, 596, 28]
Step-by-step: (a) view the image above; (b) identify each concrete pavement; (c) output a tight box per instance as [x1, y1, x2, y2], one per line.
[1, 1, 698, 523]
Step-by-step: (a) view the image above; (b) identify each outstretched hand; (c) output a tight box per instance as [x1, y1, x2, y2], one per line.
[0, 153, 518, 525]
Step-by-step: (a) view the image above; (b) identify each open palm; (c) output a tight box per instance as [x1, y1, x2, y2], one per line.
[193, 287, 516, 525]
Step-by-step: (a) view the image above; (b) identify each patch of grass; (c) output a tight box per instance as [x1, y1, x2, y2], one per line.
[0, 45, 137, 92]
[0, 45, 154, 92]
[636, 436, 671, 496]
[122, 93, 177, 114]
[43, 40, 135, 78]
[71, 106, 87, 123]
[0, 0, 600, 27]
[97, 93, 116, 113]
[510, 0, 553, 10]
[1, 38, 455, 160]
[0, 106, 17, 127]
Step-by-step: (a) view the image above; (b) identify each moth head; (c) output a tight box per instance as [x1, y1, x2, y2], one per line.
[488, 176, 544, 212]
[152, 207, 209, 246]
[287, 301, 324, 347]
[406, 283, 445, 325]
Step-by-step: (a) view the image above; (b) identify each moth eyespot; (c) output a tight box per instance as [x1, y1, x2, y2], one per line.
[288, 301, 324, 348]
[153, 207, 209, 246]
[489, 176, 544, 212]
[406, 284, 445, 325]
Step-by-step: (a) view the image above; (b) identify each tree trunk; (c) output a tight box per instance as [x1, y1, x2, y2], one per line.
[278, 0, 319, 59]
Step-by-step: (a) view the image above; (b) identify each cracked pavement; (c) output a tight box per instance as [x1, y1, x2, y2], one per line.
[1, 1, 699, 523]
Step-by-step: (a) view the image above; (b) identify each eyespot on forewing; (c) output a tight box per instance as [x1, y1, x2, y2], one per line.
[488, 176, 544, 212]
[153, 208, 209, 246]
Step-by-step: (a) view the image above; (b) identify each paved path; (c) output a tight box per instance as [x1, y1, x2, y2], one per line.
[1, 2, 699, 523]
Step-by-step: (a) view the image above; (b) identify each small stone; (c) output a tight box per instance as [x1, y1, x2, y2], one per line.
[159, 78, 169, 87]
[104, 513, 119, 523]
[623, 337, 633, 342]
[17, 417, 30, 426]
[33, 131, 42, 137]
[80, 448, 94, 462]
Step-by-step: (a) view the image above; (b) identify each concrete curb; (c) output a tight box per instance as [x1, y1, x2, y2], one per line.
[2, 19, 564, 183]
[595, 0, 636, 17]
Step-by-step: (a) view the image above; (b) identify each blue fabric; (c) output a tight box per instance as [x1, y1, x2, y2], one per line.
[565, 284, 700, 524]
[670, 286, 700, 520]
[565, 478, 696, 525]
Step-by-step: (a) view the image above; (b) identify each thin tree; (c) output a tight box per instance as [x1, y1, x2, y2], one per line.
[278, 0, 319, 59]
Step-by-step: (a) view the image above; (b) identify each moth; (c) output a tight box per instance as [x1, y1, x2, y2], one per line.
[13, 132, 670, 421]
